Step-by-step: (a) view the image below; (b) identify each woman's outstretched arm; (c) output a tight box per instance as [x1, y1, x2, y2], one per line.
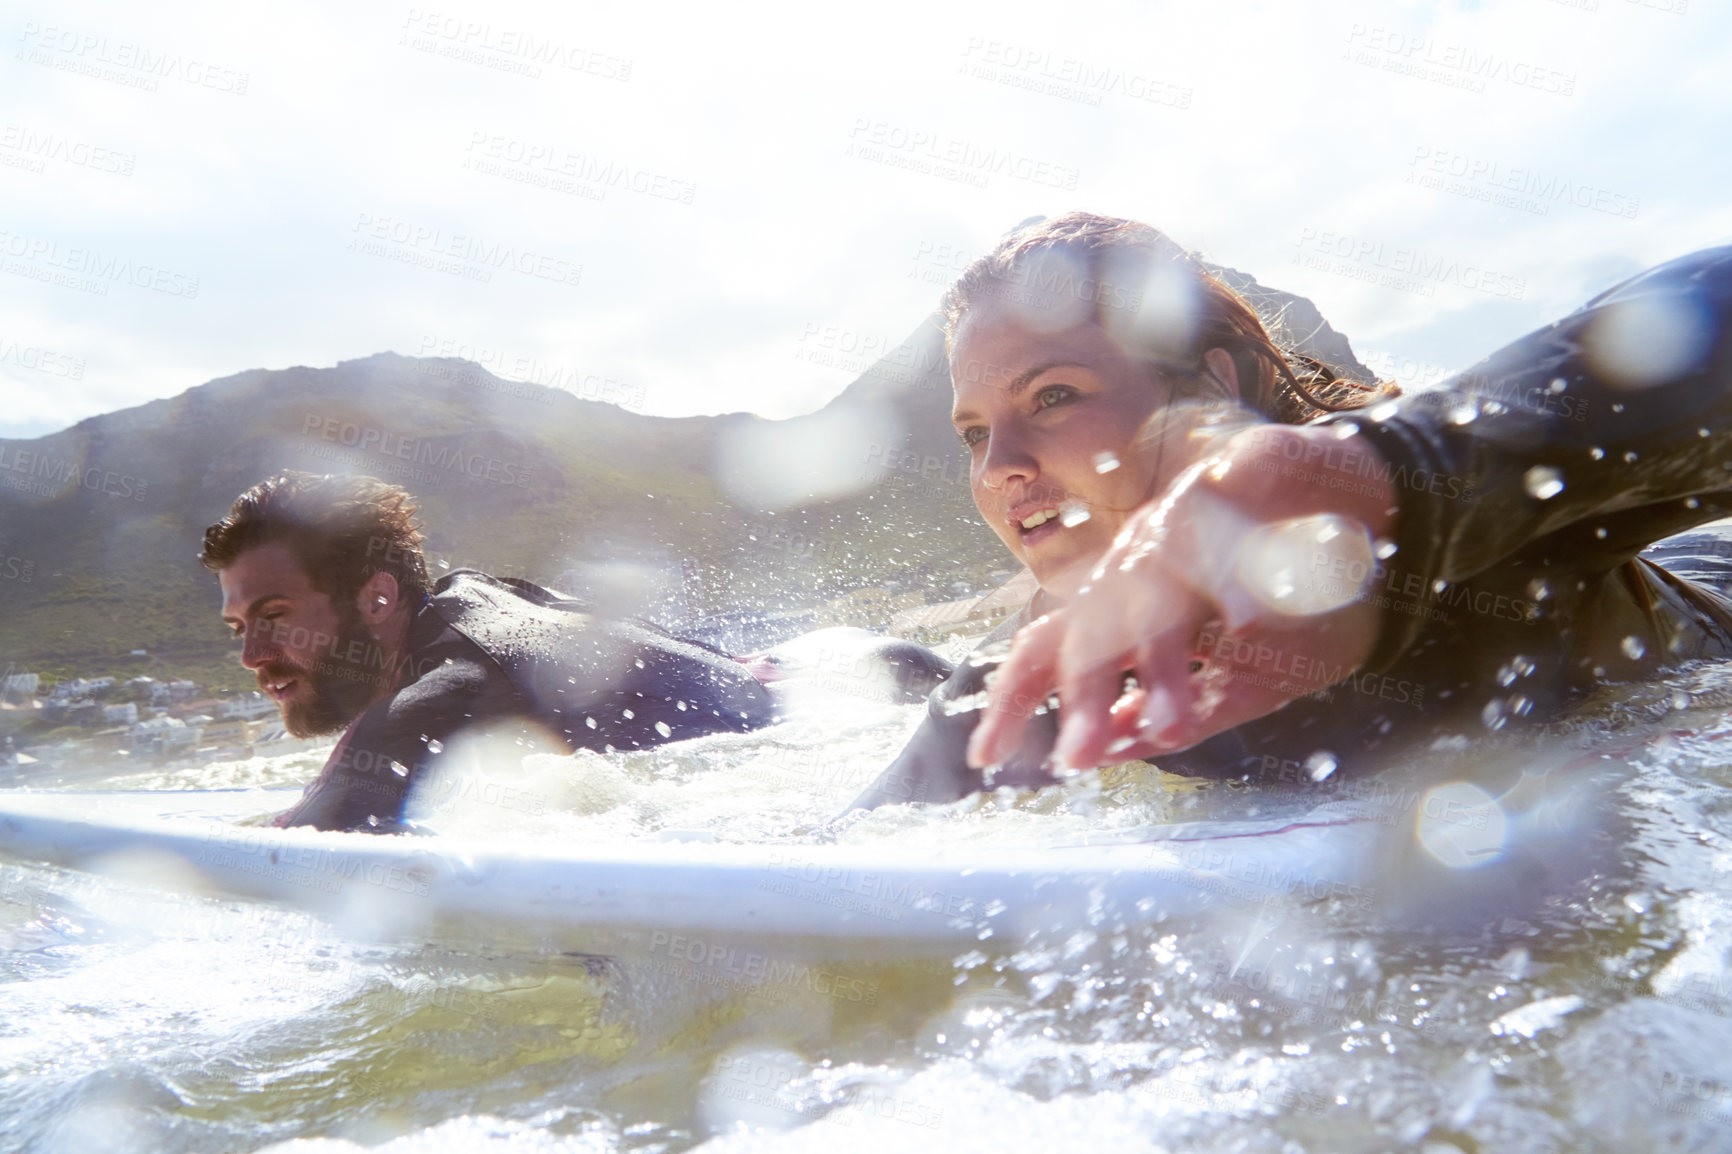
[973, 246, 1732, 774]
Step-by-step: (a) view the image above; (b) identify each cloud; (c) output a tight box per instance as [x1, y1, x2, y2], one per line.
[1, 0, 1727, 438]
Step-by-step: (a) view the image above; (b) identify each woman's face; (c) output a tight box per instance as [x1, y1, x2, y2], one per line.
[949, 304, 1184, 601]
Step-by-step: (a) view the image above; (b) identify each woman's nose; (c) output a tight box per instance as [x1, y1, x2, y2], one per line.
[977, 425, 1040, 491]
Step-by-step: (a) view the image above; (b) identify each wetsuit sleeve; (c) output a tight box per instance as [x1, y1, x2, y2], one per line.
[1332, 246, 1732, 672]
[273, 638, 521, 832]
[846, 658, 1060, 812]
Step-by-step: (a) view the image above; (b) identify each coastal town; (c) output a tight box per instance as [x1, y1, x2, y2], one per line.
[0, 670, 322, 780]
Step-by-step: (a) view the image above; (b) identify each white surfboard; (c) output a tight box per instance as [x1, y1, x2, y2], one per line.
[0, 789, 1388, 954]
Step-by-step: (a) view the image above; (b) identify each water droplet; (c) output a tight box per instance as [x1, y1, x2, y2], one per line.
[1687, 497, 1701, 509]
[1432, 579, 1449, 595]
[1595, 527, 1608, 539]
[1526, 577, 1550, 601]
[634, 657, 646, 669]
[1699, 428, 1712, 438]
[1305, 751, 1339, 782]
[1510, 695, 1533, 716]
[1672, 690, 1692, 710]
[1512, 655, 1535, 676]
[676, 700, 688, 711]
[1589, 447, 1606, 460]
[1448, 402, 1479, 425]
[1369, 402, 1400, 421]
[1621, 636, 1646, 660]
[1481, 700, 1507, 730]
[1374, 538, 1398, 559]
[1623, 451, 1638, 463]
[1059, 499, 1091, 527]
[390, 760, 408, 777]
[622, 708, 635, 720]
[1523, 466, 1564, 500]
[654, 721, 672, 738]
[1496, 663, 1518, 687]
[427, 739, 443, 754]
[1093, 450, 1121, 473]
[1548, 377, 1568, 394]
[585, 716, 598, 729]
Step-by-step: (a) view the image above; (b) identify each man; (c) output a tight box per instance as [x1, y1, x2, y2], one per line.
[203, 472, 774, 831]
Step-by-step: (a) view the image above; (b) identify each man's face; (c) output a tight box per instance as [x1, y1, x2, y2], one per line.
[218, 541, 388, 738]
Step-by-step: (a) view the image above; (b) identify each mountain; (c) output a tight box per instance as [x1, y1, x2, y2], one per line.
[0, 265, 1373, 690]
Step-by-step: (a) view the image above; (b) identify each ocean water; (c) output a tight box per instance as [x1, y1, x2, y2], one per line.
[6, 664, 1732, 1154]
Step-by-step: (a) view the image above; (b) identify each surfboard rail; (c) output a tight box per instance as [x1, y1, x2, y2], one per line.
[0, 790, 1384, 950]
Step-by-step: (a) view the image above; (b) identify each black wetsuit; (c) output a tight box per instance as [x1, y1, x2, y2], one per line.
[854, 246, 1732, 809]
[275, 570, 774, 831]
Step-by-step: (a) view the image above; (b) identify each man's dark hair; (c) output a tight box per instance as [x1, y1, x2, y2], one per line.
[199, 472, 429, 607]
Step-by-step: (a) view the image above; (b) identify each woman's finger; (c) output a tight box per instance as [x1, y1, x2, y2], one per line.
[1048, 644, 1129, 772]
[967, 611, 1064, 769]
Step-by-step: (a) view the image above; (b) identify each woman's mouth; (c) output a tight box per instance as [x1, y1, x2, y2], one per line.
[1012, 501, 1089, 548]
[1017, 508, 1064, 547]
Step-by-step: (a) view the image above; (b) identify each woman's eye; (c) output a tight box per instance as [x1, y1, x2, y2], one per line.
[1035, 385, 1074, 410]
[959, 426, 987, 447]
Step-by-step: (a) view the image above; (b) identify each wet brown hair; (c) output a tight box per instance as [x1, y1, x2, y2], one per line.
[200, 472, 429, 608]
[941, 212, 1396, 423]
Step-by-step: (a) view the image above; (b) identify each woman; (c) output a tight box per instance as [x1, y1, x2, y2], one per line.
[852, 212, 1732, 809]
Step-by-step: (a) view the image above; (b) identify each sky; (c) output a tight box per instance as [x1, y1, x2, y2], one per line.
[2, 0, 1728, 438]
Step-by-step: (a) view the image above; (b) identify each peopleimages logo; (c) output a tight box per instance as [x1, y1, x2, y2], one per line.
[299, 413, 534, 488]
[0, 336, 85, 379]
[347, 213, 583, 288]
[1406, 146, 1640, 220]
[0, 124, 135, 176]
[17, 21, 251, 95]
[1293, 228, 1526, 300]
[0, 228, 199, 298]
[0, 446, 148, 501]
[845, 119, 1080, 191]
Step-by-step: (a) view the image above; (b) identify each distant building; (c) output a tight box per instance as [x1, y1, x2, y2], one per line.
[167, 680, 198, 702]
[814, 586, 924, 631]
[889, 569, 1039, 644]
[130, 715, 203, 756]
[1, 672, 40, 698]
[199, 717, 269, 756]
[221, 692, 277, 720]
[102, 702, 138, 726]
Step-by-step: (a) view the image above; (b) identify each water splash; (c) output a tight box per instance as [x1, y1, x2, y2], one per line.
[1523, 466, 1564, 500]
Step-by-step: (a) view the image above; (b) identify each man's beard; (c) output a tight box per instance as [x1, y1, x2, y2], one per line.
[260, 609, 394, 738]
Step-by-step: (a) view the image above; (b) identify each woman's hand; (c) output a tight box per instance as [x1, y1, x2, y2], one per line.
[966, 422, 1399, 774]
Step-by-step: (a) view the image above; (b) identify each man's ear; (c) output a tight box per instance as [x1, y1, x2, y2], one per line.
[1201, 347, 1242, 402]
[356, 571, 401, 625]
